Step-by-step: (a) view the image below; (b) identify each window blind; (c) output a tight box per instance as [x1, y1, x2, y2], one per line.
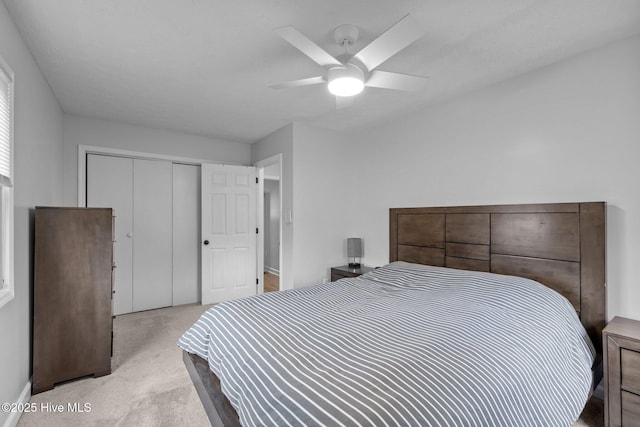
[0, 62, 13, 187]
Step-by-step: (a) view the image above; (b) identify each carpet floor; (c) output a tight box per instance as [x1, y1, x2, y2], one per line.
[19, 303, 212, 427]
[18, 303, 604, 426]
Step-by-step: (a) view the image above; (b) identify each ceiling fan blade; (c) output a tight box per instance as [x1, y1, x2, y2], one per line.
[269, 76, 325, 90]
[365, 70, 428, 91]
[351, 14, 422, 72]
[275, 26, 343, 67]
[335, 95, 354, 109]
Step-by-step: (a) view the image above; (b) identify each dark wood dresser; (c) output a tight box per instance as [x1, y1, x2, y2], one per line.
[32, 207, 114, 394]
[330, 265, 375, 282]
[604, 316, 640, 427]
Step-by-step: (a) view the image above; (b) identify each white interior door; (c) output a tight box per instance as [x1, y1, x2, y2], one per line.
[173, 163, 201, 305]
[87, 154, 134, 315]
[201, 163, 257, 304]
[133, 158, 173, 311]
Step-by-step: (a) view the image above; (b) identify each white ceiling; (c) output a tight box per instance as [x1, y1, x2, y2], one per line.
[4, 1, 640, 144]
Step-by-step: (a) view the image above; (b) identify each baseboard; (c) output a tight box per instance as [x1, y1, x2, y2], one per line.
[264, 266, 279, 276]
[3, 381, 31, 427]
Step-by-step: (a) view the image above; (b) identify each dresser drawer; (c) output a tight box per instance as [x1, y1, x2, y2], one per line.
[622, 391, 640, 427]
[622, 348, 640, 391]
[604, 317, 640, 427]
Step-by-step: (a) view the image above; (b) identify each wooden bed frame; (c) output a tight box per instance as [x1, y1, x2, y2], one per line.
[183, 201, 606, 427]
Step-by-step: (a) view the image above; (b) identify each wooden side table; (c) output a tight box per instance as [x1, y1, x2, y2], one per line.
[330, 265, 375, 282]
[603, 316, 640, 427]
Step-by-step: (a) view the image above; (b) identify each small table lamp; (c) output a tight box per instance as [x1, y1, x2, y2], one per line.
[347, 238, 363, 268]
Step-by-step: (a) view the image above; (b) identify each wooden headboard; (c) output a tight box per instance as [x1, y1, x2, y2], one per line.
[389, 202, 606, 354]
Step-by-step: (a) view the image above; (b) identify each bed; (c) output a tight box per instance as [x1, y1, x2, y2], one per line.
[179, 202, 606, 426]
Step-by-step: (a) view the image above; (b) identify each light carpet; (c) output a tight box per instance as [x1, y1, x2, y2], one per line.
[19, 303, 212, 427]
[17, 303, 603, 426]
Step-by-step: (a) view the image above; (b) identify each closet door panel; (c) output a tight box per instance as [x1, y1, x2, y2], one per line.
[172, 164, 201, 305]
[87, 154, 134, 315]
[133, 159, 173, 311]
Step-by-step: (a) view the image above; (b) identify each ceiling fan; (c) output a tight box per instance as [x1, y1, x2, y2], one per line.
[270, 14, 428, 104]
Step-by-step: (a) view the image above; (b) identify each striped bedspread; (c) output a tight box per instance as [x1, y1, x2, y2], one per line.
[178, 262, 595, 427]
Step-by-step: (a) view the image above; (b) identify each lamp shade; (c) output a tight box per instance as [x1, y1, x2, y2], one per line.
[328, 64, 364, 97]
[347, 238, 363, 258]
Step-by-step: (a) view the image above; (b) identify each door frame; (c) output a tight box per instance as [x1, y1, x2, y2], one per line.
[255, 154, 283, 294]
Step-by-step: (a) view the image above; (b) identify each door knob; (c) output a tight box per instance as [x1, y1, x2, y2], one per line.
[203, 240, 210, 246]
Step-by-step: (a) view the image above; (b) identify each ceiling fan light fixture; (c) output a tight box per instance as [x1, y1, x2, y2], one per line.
[327, 64, 364, 97]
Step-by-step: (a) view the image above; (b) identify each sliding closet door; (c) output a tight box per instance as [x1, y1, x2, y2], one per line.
[87, 154, 134, 315]
[172, 163, 200, 305]
[132, 159, 173, 312]
[87, 153, 202, 313]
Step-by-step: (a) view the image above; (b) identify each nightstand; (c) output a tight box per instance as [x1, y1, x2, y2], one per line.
[603, 316, 640, 427]
[330, 265, 375, 282]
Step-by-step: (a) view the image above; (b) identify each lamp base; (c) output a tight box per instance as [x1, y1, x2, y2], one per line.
[348, 262, 361, 269]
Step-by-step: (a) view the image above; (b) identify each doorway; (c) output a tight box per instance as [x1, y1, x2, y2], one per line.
[256, 155, 282, 293]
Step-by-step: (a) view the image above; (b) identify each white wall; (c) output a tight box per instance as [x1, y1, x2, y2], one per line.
[63, 114, 251, 205]
[292, 123, 353, 287]
[0, 3, 64, 426]
[345, 34, 640, 322]
[252, 123, 355, 288]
